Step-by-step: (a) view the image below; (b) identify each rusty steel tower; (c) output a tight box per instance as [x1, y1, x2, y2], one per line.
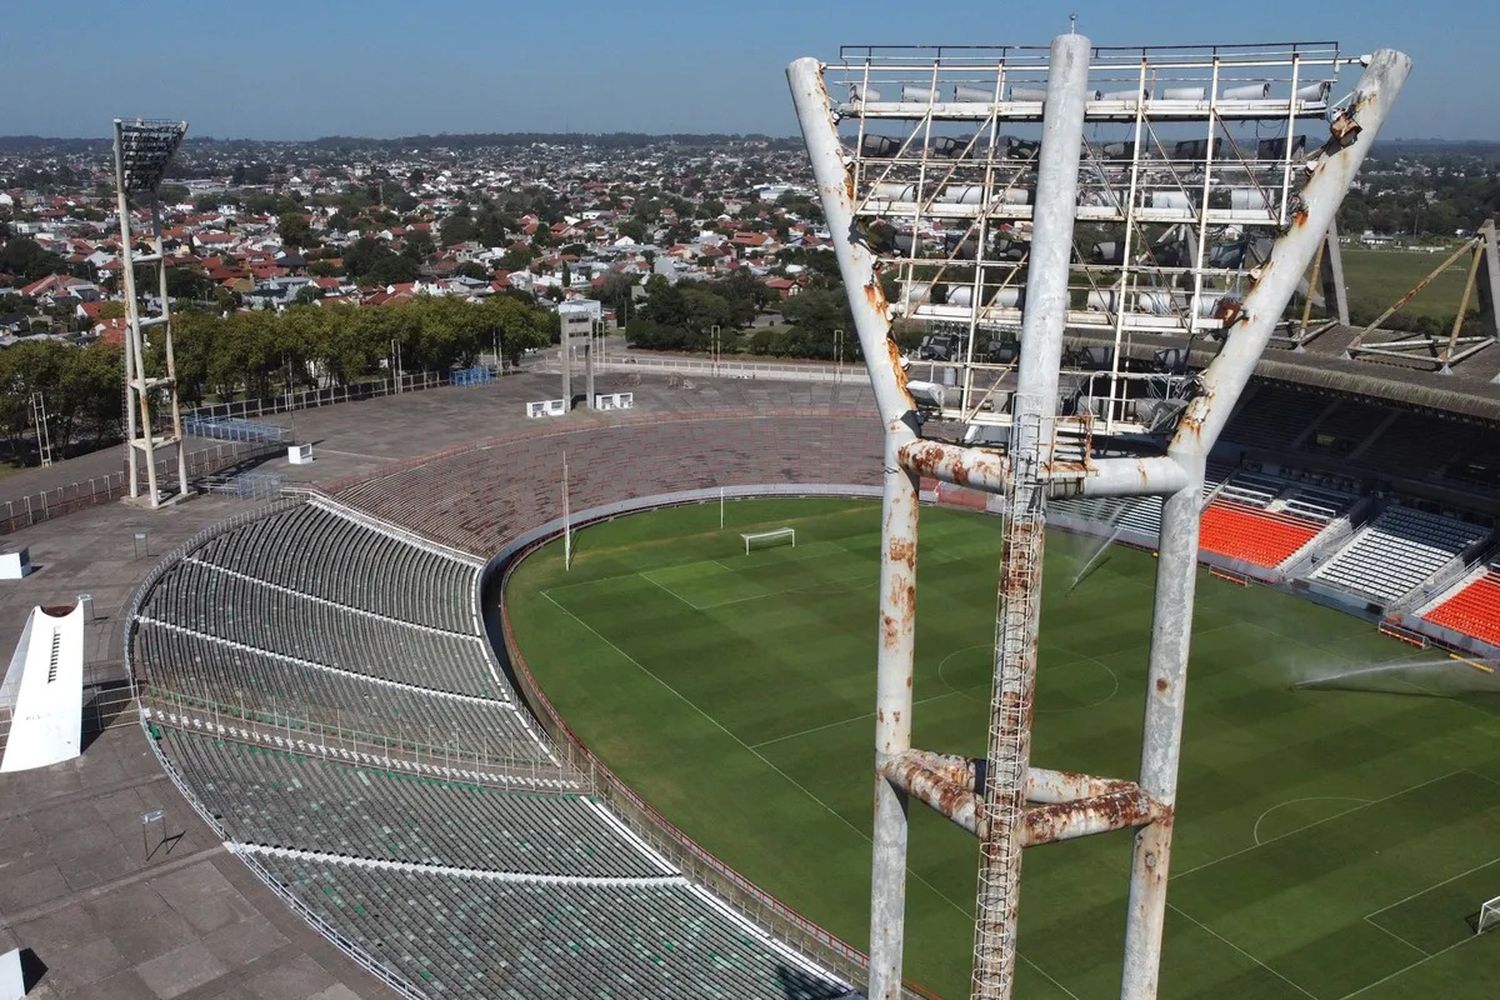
[787, 31, 1409, 1000]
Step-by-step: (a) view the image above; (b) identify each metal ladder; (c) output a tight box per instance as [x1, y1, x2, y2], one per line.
[972, 410, 1049, 999]
[29, 391, 53, 467]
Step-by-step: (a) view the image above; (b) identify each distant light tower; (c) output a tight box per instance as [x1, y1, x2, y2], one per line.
[112, 118, 189, 507]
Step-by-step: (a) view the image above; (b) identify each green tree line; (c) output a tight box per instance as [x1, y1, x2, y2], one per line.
[0, 294, 554, 467]
[164, 294, 554, 406]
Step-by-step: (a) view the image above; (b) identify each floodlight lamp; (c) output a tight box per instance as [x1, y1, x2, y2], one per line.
[113, 118, 189, 195]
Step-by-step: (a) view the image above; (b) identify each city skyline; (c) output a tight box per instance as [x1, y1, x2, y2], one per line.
[6, 0, 1496, 141]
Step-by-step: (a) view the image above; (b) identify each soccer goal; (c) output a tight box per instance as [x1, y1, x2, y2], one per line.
[741, 527, 795, 555]
[1478, 895, 1500, 935]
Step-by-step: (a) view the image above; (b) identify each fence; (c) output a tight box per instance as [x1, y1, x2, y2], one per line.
[182, 370, 453, 423]
[0, 438, 282, 536]
[0, 368, 469, 538]
[451, 365, 494, 387]
[182, 415, 292, 444]
[597, 355, 868, 385]
[200, 471, 285, 500]
[0, 682, 138, 758]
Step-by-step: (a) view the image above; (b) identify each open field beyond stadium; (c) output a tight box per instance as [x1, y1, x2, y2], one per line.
[504, 497, 1500, 999]
[1342, 247, 1482, 323]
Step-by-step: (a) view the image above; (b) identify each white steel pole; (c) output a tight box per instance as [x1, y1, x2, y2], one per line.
[153, 199, 188, 500]
[972, 33, 1092, 1000]
[562, 451, 571, 571]
[1121, 50, 1411, 1000]
[113, 121, 141, 500]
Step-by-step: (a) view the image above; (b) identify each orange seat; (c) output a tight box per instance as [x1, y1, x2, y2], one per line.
[1424, 573, 1500, 647]
[1198, 501, 1321, 569]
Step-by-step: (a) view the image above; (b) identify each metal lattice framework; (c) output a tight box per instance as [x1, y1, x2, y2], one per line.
[816, 40, 1372, 443]
[1338, 219, 1500, 371]
[112, 118, 190, 506]
[787, 32, 1410, 1000]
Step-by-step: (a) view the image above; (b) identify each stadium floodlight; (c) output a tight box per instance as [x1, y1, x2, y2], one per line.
[113, 119, 187, 194]
[112, 117, 190, 507]
[787, 30, 1409, 1000]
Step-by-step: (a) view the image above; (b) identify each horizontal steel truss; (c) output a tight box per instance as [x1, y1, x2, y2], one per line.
[1341, 219, 1499, 372]
[882, 751, 1169, 845]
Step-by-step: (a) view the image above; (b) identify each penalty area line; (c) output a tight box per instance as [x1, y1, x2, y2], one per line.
[1167, 902, 1318, 1000]
[540, 592, 1085, 999]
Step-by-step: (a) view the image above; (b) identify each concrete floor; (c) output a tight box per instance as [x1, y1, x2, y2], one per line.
[0, 370, 877, 998]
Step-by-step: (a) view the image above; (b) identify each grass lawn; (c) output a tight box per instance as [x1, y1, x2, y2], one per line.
[504, 497, 1500, 999]
[1341, 247, 1480, 323]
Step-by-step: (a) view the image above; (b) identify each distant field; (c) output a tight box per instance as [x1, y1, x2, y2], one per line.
[1341, 247, 1480, 323]
[506, 497, 1500, 999]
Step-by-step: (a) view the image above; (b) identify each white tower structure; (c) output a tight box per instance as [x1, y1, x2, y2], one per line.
[112, 118, 190, 506]
[788, 34, 1409, 1000]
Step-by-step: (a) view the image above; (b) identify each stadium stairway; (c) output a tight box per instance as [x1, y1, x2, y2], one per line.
[1306, 504, 1493, 607]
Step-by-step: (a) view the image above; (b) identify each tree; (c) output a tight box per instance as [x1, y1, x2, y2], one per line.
[0, 237, 66, 282]
[343, 236, 418, 285]
[500, 246, 537, 272]
[294, 285, 322, 306]
[617, 219, 648, 243]
[277, 212, 314, 250]
[402, 229, 434, 263]
[454, 261, 490, 281]
[441, 206, 477, 246]
[480, 294, 552, 368]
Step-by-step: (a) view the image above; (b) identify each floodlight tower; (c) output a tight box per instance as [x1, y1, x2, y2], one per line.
[112, 118, 190, 507]
[788, 33, 1408, 1000]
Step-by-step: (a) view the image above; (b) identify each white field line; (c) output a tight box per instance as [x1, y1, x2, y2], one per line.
[540, 588, 1082, 998]
[749, 688, 964, 750]
[1361, 916, 1430, 958]
[1167, 902, 1319, 999]
[1364, 854, 1500, 920]
[1250, 797, 1372, 846]
[1172, 769, 1468, 881]
[1337, 929, 1491, 999]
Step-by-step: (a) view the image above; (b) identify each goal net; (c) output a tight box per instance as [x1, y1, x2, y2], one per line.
[1478, 895, 1500, 935]
[741, 527, 796, 555]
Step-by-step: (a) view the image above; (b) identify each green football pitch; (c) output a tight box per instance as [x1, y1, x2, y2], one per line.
[503, 497, 1500, 999]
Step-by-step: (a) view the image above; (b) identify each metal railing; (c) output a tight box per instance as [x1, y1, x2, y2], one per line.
[0, 439, 282, 536]
[597, 354, 868, 385]
[182, 370, 453, 424]
[0, 682, 137, 756]
[136, 708, 426, 999]
[141, 689, 578, 793]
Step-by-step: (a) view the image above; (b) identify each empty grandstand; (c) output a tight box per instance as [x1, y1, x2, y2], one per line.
[1308, 504, 1491, 604]
[1422, 561, 1500, 649]
[128, 490, 861, 999]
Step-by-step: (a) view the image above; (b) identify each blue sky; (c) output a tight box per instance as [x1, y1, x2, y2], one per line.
[5, 0, 1495, 140]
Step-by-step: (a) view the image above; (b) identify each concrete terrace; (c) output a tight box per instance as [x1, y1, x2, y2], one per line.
[0, 371, 877, 999]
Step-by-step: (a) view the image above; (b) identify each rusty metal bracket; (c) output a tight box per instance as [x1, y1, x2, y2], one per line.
[881, 749, 1168, 846]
